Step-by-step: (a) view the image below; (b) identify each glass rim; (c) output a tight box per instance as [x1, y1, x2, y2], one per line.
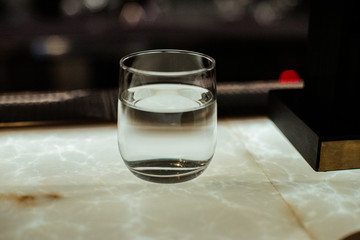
[119, 49, 216, 76]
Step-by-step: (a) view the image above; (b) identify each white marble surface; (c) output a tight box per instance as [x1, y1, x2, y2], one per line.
[0, 117, 360, 240]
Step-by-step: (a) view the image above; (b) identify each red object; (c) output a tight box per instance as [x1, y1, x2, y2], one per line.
[279, 70, 301, 83]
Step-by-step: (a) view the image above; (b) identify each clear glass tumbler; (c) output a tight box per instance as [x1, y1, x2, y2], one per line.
[117, 49, 217, 183]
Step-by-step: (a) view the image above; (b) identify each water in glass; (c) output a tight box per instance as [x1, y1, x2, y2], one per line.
[118, 83, 217, 183]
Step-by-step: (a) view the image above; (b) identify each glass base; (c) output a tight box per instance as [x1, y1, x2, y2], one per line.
[124, 158, 211, 183]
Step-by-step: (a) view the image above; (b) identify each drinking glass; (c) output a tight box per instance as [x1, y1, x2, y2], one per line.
[117, 49, 217, 183]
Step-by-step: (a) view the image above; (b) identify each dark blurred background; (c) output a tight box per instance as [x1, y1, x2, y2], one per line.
[0, 0, 309, 92]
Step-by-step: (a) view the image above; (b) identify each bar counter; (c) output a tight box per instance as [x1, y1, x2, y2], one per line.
[1, 117, 359, 240]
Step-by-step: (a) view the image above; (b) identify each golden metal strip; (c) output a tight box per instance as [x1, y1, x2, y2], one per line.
[319, 140, 360, 171]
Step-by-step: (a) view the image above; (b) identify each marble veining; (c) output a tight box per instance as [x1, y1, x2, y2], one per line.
[0, 118, 359, 240]
[227, 118, 360, 240]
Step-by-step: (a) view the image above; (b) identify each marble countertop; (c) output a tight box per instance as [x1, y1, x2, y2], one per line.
[1, 117, 360, 240]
